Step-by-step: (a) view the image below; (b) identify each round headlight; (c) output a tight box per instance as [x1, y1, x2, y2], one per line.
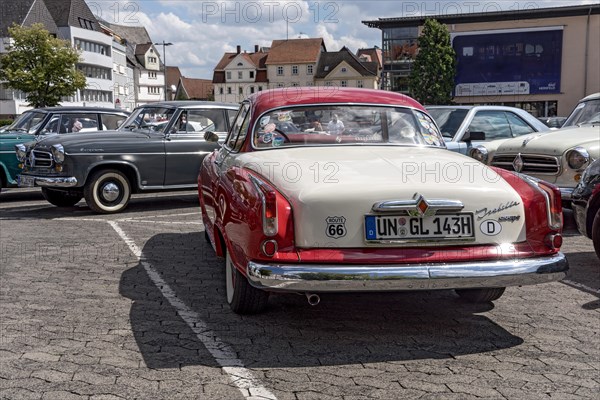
[470, 146, 488, 163]
[51, 144, 65, 164]
[566, 147, 589, 170]
[15, 144, 27, 162]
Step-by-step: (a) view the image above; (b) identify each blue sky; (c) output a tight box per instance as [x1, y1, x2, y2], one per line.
[86, 0, 596, 79]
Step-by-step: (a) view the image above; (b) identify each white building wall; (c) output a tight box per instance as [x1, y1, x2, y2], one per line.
[267, 63, 316, 88]
[58, 26, 114, 107]
[112, 42, 134, 111]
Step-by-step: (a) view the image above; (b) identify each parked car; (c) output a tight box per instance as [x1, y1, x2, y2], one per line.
[571, 159, 600, 259]
[538, 116, 567, 129]
[426, 105, 549, 155]
[198, 87, 568, 314]
[17, 101, 239, 212]
[0, 107, 129, 194]
[472, 93, 600, 205]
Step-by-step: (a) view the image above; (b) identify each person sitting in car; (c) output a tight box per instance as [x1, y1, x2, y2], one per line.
[327, 114, 344, 134]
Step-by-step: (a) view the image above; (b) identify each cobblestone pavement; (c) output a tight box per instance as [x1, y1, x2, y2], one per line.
[1, 189, 599, 399]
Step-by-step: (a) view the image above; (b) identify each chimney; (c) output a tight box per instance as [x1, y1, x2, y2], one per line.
[255, 45, 259, 52]
[236, 45, 241, 54]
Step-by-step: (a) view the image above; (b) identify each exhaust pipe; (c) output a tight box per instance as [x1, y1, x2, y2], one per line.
[305, 293, 320, 306]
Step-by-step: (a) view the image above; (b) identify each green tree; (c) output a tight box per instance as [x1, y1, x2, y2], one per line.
[0, 23, 86, 108]
[409, 19, 456, 105]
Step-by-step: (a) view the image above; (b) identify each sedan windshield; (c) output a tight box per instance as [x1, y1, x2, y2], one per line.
[120, 107, 176, 133]
[426, 108, 469, 139]
[1, 111, 46, 134]
[563, 99, 600, 127]
[252, 106, 444, 149]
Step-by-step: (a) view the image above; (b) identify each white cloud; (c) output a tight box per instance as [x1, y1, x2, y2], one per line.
[86, 0, 595, 78]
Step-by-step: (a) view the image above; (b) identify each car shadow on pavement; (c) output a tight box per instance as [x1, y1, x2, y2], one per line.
[0, 192, 199, 219]
[119, 231, 524, 369]
[560, 251, 600, 309]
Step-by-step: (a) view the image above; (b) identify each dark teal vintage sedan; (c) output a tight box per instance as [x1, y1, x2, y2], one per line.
[17, 101, 239, 213]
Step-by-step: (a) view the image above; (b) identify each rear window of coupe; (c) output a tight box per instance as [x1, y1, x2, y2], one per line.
[252, 105, 444, 149]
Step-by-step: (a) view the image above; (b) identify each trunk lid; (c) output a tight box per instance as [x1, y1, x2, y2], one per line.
[236, 146, 527, 248]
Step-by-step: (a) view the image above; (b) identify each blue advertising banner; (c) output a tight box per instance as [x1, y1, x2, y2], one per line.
[453, 30, 563, 96]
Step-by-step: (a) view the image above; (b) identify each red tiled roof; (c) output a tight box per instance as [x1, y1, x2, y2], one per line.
[266, 38, 325, 64]
[166, 66, 182, 88]
[255, 70, 268, 83]
[180, 77, 213, 100]
[357, 48, 383, 67]
[135, 43, 152, 56]
[212, 71, 226, 84]
[214, 52, 237, 70]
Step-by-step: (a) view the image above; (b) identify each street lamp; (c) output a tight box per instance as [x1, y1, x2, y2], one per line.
[154, 41, 173, 101]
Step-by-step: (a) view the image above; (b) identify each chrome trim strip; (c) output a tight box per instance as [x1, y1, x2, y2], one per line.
[20, 175, 78, 188]
[559, 187, 574, 200]
[372, 199, 464, 214]
[139, 184, 197, 190]
[67, 152, 166, 156]
[247, 253, 568, 292]
[491, 153, 561, 176]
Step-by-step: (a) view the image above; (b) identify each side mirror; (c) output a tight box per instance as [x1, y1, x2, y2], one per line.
[462, 131, 485, 142]
[204, 131, 220, 143]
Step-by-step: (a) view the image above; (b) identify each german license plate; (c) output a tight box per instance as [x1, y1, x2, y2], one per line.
[365, 213, 474, 241]
[18, 175, 35, 187]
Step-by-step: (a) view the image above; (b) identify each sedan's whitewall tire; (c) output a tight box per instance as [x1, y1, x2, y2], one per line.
[84, 170, 131, 214]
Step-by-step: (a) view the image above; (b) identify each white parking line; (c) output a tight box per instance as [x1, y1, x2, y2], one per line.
[54, 217, 202, 225]
[117, 219, 203, 225]
[107, 221, 277, 400]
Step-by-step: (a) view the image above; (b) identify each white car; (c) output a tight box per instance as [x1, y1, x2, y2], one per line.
[198, 87, 568, 314]
[472, 93, 600, 203]
[427, 105, 549, 155]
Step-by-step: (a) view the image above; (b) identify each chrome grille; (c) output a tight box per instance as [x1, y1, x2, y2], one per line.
[25, 150, 53, 168]
[491, 154, 560, 175]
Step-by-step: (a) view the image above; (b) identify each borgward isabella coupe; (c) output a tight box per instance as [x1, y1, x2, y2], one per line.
[198, 87, 569, 314]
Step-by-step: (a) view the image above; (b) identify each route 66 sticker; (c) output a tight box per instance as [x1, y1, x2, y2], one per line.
[326, 216, 347, 238]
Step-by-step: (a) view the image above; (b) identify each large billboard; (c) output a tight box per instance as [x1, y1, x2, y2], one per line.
[453, 29, 563, 96]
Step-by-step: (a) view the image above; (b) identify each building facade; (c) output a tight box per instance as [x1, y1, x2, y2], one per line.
[314, 47, 379, 89]
[213, 45, 268, 103]
[0, 0, 174, 118]
[363, 4, 600, 116]
[213, 39, 380, 102]
[265, 38, 325, 88]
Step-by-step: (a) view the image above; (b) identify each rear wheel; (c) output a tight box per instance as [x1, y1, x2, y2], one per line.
[592, 210, 600, 260]
[84, 169, 131, 214]
[225, 250, 269, 314]
[41, 188, 83, 207]
[455, 287, 506, 303]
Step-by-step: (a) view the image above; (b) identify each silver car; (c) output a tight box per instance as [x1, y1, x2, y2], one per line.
[427, 105, 550, 155]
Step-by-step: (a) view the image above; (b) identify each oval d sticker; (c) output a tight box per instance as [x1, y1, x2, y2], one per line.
[480, 220, 502, 236]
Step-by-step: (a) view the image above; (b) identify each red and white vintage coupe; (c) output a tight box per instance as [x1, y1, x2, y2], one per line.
[198, 87, 568, 314]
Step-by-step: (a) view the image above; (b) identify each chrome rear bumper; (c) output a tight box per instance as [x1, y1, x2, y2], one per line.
[247, 253, 568, 293]
[560, 187, 574, 201]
